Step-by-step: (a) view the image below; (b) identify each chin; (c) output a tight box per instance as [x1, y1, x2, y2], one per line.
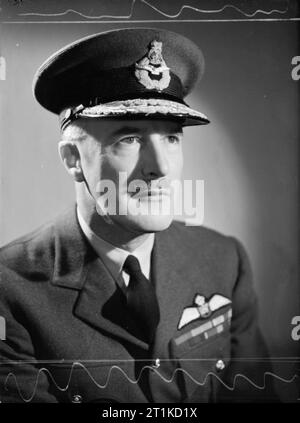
[117, 214, 174, 234]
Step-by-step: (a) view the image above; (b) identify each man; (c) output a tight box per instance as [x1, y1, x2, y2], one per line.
[0, 27, 276, 403]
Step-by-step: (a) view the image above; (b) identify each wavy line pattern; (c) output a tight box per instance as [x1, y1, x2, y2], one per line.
[17, 0, 289, 19]
[4, 361, 299, 403]
[18, 0, 136, 19]
[141, 0, 289, 18]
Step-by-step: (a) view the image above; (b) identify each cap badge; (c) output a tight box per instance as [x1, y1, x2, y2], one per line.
[135, 40, 171, 91]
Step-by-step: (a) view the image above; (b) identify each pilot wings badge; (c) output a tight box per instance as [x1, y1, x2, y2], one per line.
[135, 40, 171, 91]
[178, 294, 232, 330]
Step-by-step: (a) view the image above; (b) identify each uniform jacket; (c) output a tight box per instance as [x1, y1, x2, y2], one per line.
[0, 206, 276, 403]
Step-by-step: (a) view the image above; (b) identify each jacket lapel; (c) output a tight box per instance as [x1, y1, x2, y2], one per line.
[152, 227, 194, 355]
[150, 223, 217, 402]
[51, 206, 148, 351]
[73, 256, 149, 350]
[149, 225, 196, 402]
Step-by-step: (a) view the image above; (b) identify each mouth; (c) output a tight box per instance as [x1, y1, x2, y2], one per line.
[130, 188, 171, 200]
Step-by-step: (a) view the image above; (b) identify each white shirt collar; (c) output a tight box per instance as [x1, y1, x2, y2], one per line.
[77, 207, 154, 287]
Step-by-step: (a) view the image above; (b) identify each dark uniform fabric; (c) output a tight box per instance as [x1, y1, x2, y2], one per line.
[0, 206, 276, 403]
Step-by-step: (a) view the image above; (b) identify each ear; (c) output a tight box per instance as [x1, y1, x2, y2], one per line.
[58, 141, 85, 182]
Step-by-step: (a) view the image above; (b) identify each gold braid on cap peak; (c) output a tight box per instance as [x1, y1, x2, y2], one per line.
[60, 98, 209, 130]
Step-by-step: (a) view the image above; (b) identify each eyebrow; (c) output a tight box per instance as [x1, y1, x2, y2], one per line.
[110, 127, 143, 137]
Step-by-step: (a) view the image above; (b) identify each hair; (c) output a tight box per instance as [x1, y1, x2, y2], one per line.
[60, 119, 89, 143]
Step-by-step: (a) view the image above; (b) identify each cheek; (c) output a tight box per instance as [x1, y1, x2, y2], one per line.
[101, 152, 139, 180]
[97, 157, 133, 190]
[80, 142, 102, 180]
[168, 152, 183, 178]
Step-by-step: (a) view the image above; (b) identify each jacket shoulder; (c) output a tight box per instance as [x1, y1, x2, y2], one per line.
[167, 220, 246, 274]
[170, 220, 238, 250]
[0, 220, 56, 282]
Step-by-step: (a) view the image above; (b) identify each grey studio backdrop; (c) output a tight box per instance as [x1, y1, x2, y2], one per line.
[0, 19, 299, 400]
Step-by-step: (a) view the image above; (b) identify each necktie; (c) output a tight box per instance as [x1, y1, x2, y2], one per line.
[123, 255, 160, 344]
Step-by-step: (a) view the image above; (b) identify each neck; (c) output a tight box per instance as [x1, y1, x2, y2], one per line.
[77, 199, 153, 253]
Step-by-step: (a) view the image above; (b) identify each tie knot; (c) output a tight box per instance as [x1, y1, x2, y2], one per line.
[123, 255, 142, 275]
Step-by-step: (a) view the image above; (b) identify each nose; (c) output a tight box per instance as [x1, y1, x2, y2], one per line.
[141, 135, 169, 179]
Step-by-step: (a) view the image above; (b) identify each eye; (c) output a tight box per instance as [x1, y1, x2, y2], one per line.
[118, 136, 140, 145]
[167, 135, 181, 144]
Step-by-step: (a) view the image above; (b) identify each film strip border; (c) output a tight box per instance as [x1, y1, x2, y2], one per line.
[0, 0, 298, 23]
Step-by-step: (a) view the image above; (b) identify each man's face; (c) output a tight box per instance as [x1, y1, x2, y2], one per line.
[76, 118, 184, 234]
